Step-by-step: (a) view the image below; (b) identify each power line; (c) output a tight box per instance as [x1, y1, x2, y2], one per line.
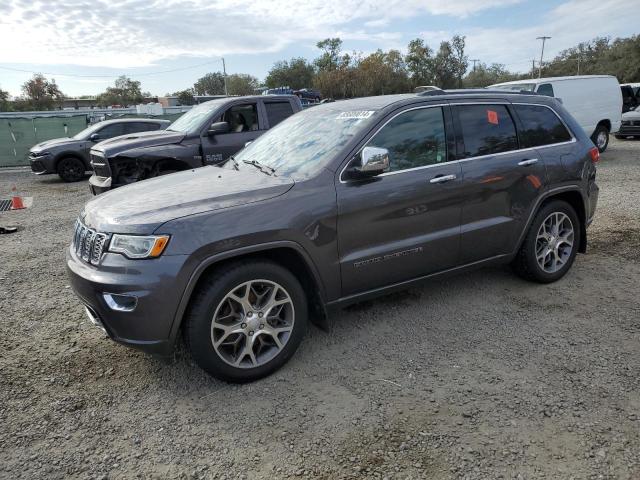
[0, 59, 224, 79]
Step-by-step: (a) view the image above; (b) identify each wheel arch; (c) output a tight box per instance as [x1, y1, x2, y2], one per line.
[515, 187, 588, 256]
[169, 241, 328, 347]
[596, 119, 611, 132]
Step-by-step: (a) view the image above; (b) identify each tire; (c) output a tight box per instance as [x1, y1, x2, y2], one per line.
[184, 260, 308, 383]
[511, 200, 581, 284]
[591, 124, 609, 153]
[57, 157, 86, 182]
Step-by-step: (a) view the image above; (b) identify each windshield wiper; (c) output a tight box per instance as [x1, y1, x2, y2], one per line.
[242, 159, 276, 176]
[226, 155, 240, 170]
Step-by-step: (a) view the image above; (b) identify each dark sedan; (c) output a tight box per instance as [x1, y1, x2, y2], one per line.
[29, 118, 170, 182]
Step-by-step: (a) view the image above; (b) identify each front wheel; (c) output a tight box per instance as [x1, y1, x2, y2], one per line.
[184, 261, 308, 382]
[57, 157, 86, 182]
[591, 125, 609, 153]
[512, 200, 581, 283]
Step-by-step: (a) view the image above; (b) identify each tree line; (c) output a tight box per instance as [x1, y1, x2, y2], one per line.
[1, 34, 638, 111]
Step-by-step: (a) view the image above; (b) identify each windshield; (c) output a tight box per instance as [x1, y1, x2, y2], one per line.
[72, 122, 104, 140]
[491, 83, 536, 92]
[167, 101, 222, 134]
[232, 106, 376, 179]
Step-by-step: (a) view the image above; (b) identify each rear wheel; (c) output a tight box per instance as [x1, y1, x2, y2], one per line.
[512, 200, 581, 283]
[57, 157, 86, 182]
[184, 261, 308, 382]
[591, 125, 609, 153]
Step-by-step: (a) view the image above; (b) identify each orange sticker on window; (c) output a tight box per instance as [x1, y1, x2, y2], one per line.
[487, 110, 498, 124]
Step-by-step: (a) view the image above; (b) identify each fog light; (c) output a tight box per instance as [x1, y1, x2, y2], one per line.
[103, 293, 138, 312]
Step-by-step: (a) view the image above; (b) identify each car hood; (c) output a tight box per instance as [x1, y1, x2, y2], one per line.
[92, 130, 186, 157]
[622, 110, 640, 121]
[82, 166, 294, 234]
[30, 137, 83, 152]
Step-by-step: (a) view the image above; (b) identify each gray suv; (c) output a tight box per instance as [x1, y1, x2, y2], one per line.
[67, 90, 600, 382]
[29, 118, 170, 182]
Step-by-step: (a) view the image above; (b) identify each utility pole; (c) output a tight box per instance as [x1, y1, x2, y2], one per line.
[471, 59, 480, 72]
[576, 56, 580, 75]
[531, 59, 536, 77]
[221, 57, 228, 96]
[536, 36, 551, 79]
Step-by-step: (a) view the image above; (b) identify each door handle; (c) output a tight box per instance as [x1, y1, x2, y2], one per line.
[518, 158, 539, 166]
[429, 174, 457, 184]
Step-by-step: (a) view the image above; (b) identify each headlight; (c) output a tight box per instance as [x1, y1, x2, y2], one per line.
[108, 234, 170, 259]
[30, 151, 50, 157]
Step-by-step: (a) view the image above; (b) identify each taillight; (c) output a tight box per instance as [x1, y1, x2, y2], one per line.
[589, 146, 600, 164]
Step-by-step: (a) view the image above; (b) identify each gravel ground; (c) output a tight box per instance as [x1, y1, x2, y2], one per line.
[1, 138, 639, 480]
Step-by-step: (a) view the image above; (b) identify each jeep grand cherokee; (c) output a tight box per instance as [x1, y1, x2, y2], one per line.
[67, 90, 599, 383]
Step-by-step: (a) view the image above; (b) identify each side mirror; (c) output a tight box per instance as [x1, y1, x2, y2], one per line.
[349, 146, 390, 178]
[89, 133, 101, 142]
[208, 121, 230, 136]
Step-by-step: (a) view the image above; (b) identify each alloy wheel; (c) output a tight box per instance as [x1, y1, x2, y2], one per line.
[535, 212, 574, 273]
[210, 280, 295, 368]
[596, 131, 607, 149]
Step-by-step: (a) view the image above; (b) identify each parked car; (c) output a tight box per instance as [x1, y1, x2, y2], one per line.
[490, 75, 622, 153]
[67, 90, 599, 382]
[616, 105, 640, 139]
[293, 88, 322, 102]
[621, 83, 640, 113]
[88, 95, 302, 194]
[29, 118, 170, 182]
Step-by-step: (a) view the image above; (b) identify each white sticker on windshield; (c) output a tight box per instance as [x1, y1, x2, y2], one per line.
[337, 111, 375, 120]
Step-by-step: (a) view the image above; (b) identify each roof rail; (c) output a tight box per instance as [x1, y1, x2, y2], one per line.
[416, 88, 541, 97]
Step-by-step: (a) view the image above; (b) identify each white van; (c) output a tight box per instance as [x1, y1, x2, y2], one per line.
[490, 75, 622, 152]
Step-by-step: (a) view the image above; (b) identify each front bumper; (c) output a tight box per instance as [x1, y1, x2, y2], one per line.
[88, 174, 112, 195]
[29, 154, 54, 174]
[66, 246, 192, 356]
[618, 124, 640, 137]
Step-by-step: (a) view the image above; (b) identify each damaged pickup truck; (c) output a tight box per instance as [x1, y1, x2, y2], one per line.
[88, 95, 302, 194]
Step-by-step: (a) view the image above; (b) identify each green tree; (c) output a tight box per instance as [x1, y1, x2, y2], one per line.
[0, 86, 9, 111]
[464, 63, 520, 87]
[97, 75, 143, 106]
[265, 58, 315, 89]
[315, 38, 343, 72]
[226, 73, 259, 96]
[406, 38, 434, 86]
[21, 74, 64, 110]
[193, 72, 226, 95]
[175, 89, 196, 105]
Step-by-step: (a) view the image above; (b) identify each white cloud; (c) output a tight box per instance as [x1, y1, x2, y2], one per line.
[419, 0, 636, 73]
[0, 0, 520, 68]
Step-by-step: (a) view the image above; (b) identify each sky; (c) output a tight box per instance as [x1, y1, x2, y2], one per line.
[0, 0, 636, 97]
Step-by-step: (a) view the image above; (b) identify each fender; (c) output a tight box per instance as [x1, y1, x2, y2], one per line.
[167, 240, 328, 345]
[511, 184, 587, 257]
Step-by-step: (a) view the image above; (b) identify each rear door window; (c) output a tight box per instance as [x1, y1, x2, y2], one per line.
[265, 102, 295, 128]
[368, 106, 447, 172]
[513, 104, 572, 147]
[453, 105, 518, 158]
[536, 83, 554, 97]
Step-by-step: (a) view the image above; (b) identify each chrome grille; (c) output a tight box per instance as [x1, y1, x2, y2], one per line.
[72, 220, 109, 265]
[90, 151, 111, 178]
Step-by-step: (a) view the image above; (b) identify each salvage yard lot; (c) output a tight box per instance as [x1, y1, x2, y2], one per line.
[1, 138, 639, 479]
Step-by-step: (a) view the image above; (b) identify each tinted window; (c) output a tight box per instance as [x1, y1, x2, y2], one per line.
[368, 107, 447, 172]
[514, 105, 572, 147]
[220, 104, 259, 132]
[454, 105, 518, 158]
[265, 102, 295, 128]
[125, 122, 161, 134]
[536, 83, 554, 97]
[97, 123, 124, 139]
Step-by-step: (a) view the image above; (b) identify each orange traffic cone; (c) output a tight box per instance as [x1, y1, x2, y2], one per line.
[10, 183, 25, 210]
